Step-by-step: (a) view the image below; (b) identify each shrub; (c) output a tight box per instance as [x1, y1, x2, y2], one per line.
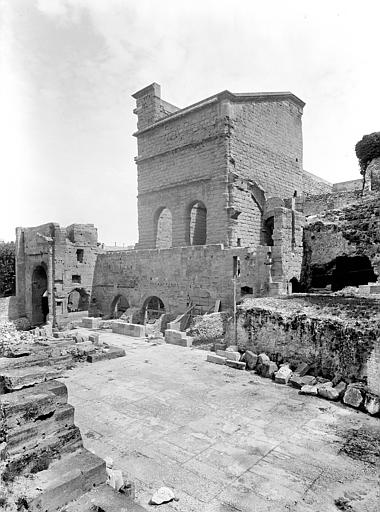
[0, 242, 16, 297]
[355, 132, 380, 175]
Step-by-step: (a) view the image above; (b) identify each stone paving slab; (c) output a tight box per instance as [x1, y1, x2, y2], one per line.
[63, 333, 380, 512]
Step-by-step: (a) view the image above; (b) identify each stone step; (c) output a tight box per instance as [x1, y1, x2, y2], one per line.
[2, 425, 83, 481]
[63, 482, 147, 512]
[87, 346, 126, 363]
[25, 449, 107, 512]
[0, 365, 64, 393]
[0, 352, 73, 371]
[4, 403, 75, 457]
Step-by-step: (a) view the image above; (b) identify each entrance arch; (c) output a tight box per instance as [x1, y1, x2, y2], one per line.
[67, 288, 89, 313]
[143, 296, 165, 323]
[110, 294, 130, 319]
[187, 201, 207, 246]
[32, 265, 48, 325]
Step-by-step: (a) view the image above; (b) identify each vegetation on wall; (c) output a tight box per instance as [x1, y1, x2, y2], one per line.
[355, 132, 380, 175]
[0, 242, 16, 297]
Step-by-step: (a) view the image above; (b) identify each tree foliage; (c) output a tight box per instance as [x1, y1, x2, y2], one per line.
[0, 242, 16, 297]
[355, 132, 380, 175]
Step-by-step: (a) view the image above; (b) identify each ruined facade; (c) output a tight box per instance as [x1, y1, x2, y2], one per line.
[15, 83, 379, 332]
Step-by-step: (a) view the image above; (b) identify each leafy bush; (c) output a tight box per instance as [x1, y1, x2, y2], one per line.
[0, 242, 15, 297]
[355, 132, 380, 175]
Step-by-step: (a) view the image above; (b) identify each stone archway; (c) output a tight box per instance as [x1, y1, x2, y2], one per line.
[110, 294, 130, 319]
[143, 296, 165, 323]
[187, 201, 207, 246]
[32, 265, 48, 325]
[67, 288, 89, 313]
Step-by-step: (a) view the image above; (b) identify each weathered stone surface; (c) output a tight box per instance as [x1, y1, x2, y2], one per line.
[112, 322, 145, 338]
[244, 351, 258, 370]
[216, 350, 240, 361]
[225, 360, 246, 370]
[343, 386, 364, 408]
[261, 361, 278, 379]
[0, 390, 58, 430]
[89, 333, 100, 344]
[207, 354, 227, 365]
[299, 384, 318, 396]
[87, 346, 126, 363]
[0, 366, 63, 393]
[165, 329, 193, 347]
[294, 362, 311, 377]
[274, 365, 292, 384]
[63, 483, 146, 512]
[364, 393, 380, 416]
[289, 374, 317, 389]
[318, 382, 340, 401]
[226, 345, 239, 353]
[257, 353, 270, 365]
[214, 342, 227, 352]
[334, 381, 347, 399]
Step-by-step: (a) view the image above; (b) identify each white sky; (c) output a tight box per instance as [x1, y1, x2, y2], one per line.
[0, 0, 379, 244]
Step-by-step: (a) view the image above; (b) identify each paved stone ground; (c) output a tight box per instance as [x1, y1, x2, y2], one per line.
[63, 333, 380, 512]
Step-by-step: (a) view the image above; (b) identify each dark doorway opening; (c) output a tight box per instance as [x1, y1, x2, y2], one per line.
[67, 288, 89, 312]
[111, 294, 130, 319]
[32, 265, 48, 325]
[262, 216, 274, 246]
[331, 255, 377, 291]
[143, 296, 165, 323]
[289, 277, 302, 293]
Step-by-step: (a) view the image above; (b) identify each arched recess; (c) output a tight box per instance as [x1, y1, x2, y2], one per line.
[32, 265, 48, 325]
[67, 288, 89, 313]
[186, 200, 207, 246]
[110, 294, 130, 319]
[154, 207, 172, 249]
[262, 216, 274, 246]
[331, 255, 377, 292]
[142, 296, 165, 323]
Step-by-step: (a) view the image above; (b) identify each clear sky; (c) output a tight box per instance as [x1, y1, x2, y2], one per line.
[0, 0, 379, 244]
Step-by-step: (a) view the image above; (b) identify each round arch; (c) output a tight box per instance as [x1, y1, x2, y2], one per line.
[154, 207, 172, 249]
[142, 296, 165, 323]
[67, 288, 89, 313]
[32, 264, 48, 325]
[186, 200, 207, 246]
[110, 294, 130, 319]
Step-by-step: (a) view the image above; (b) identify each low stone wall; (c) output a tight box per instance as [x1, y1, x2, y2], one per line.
[231, 296, 380, 396]
[0, 296, 19, 322]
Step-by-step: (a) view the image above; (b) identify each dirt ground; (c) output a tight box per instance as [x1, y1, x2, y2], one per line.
[62, 332, 380, 512]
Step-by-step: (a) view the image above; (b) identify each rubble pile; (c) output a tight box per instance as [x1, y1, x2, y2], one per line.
[206, 345, 380, 417]
[0, 321, 37, 356]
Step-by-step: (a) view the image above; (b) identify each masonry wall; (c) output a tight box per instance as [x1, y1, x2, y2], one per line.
[229, 100, 304, 198]
[90, 245, 257, 319]
[135, 100, 229, 249]
[303, 170, 333, 195]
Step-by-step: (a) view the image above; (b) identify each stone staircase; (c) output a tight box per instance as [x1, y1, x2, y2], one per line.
[0, 376, 145, 511]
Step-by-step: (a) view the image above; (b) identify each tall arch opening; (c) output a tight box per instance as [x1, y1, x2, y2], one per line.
[67, 288, 89, 313]
[187, 201, 207, 246]
[155, 207, 172, 249]
[32, 265, 48, 325]
[331, 255, 377, 291]
[143, 296, 165, 323]
[262, 216, 274, 246]
[110, 294, 130, 319]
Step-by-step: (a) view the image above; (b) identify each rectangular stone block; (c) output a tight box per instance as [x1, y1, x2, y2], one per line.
[225, 360, 246, 370]
[112, 321, 146, 338]
[81, 317, 101, 329]
[165, 329, 193, 347]
[216, 350, 240, 361]
[87, 346, 126, 363]
[207, 354, 227, 365]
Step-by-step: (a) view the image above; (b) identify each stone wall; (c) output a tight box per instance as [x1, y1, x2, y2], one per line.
[233, 296, 380, 396]
[303, 170, 333, 195]
[0, 296, 18, 322]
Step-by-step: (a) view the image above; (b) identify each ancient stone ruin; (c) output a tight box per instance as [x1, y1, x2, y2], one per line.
[1, 84, 379, 509]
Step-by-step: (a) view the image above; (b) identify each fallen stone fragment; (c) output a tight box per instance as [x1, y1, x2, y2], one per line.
[206, 354, 226, 365]
[294, 362, 310, 377]
[261, 361, 278, 379]
[290, 375, 317, 389]
[226, 345, 239, 353]
[334, 381, 347, 399]
[318, 382, 340, 401]
[257, 353, 270, 365]
[225, 360, 246, 370]
[244, 351, 258, 370]
[150, 487, 177, 505]
[343, 386, 364, 409]
[364, 393, 380, 416]
[214, 342, 227, 352]
[299, 384, 318, 396]
[274, 365, 292, 384]
[216, 350, 240, 361]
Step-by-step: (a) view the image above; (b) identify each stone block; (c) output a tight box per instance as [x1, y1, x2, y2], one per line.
[294, 362, 311, 377]
[334, 381, 347, 399]
[214, 342, 227, 352]
[261, 361, 278, 379]
[274, 365, 292, 384]
[343, 386, 364, 409]
[0, 366, 63, 393]
[289, 375, 317, 389]
[81, 317, 101, 329]
[225, 360, 246, 370]
[226, 345, 239, 352]
[112, 322, 146, 338]
[244, 351, 258, 370]
[87, 346, 126, 363]
[164, 329, 193, 347]
[216, 350, 240, 361]
[318, 382, 340, 401]
[364, 393, 380, 416]
[299, 385, 318, 396]
[206, 354, 227, 365]
[257, 353, 270, 365]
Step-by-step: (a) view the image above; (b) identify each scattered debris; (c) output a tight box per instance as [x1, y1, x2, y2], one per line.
[149, 487, 178, 505]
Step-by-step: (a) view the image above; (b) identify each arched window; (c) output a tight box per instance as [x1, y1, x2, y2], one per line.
[155, 207, 172, 249]
[32, 265, 48, 325]
[187, 201, 207, 246]
[143, 296, 165, 322]
[67, 288, 89, 312]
